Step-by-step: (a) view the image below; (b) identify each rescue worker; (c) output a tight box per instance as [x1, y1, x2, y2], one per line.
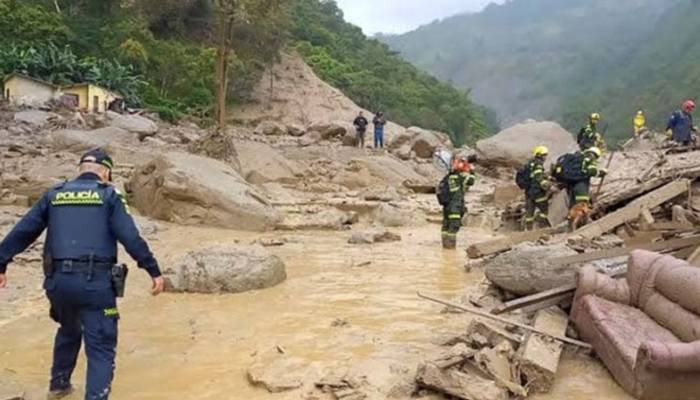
[373, 111, 386, 149]
[523, 146, 552, 230]
[634, 110, 647, 136]
[0, 149, 164, 400]
[439, 155, 476, 249]
[577, 113, 605, 151]
[566, 146, 607, 230]
[666, 100, 697, 146]
[353, 111, 368, 148]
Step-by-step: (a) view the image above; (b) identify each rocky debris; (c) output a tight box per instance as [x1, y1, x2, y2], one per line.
[14, 110, 55, 127]
[107, 112, 158, 138]
[315, 369, 373, 400]
[516, 307, 567, 394]
[287, 123, 305, 137]
[188, 131, 240, 168]
[416, 362, 508, 400]
[309, 120, 353, 140]
[254, 120, 287, 136]
[164, 244, 286, 294]
[247, 353, 311, 393]
[466, 320, 522, 349]
[371, 203, 418, 227]
[389, 126, 452, 159]
[277, 209, 357, 231]
[475, 121, 576, 168]
[484, 243, 579, 296]
[299, 130, 322, 147]
[361, 186, 401, 202]
[348, 229, 401, 244]
[128, 152, 281, 231]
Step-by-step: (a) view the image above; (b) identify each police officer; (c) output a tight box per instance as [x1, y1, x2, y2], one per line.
[0, 149, 164, 400]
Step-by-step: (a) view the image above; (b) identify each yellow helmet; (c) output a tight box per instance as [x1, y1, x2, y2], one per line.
[637, 110, 644, 116]
[590, 113, 601, 121]
[532, 145, 549, 157]
[585, 146, 602, 158]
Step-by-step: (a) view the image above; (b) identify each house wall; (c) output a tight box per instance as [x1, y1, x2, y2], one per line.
[62, 86, 89, 110]
[88, 85, 120, 113]
[4, 77, 56, 107]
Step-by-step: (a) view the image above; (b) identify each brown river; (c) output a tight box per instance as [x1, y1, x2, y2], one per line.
[0, 224, 633, 399]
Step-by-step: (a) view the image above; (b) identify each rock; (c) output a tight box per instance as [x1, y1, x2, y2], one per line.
[235, 140, 304, 184]
[415, 362, 508, 400]
[394, 144, 412, 160]
[411, 128, 446, 159]
[108, 113, 158, 137]
[466, 320, 521, 349]
[348, 229, 401, 244]
[247, 354, 310, 393]
[476, 121, 577, 167]
[484, 243, 579, 296]
[128, 152, 281, 231]
[286, 123, 305, 137]
[309, 120, 351, 140]
[341, 129, 358, 147]
[299, 131, 322, 147]
[277, 209, 357, 231]
[492, 185, 522, 207]
[371, 203, 418, 227]
[164, 244, 286, 293]
[50, 127, 134, 153]
[14, 110, 53, 126]
[361, 186, 400, 202]
[254, 120, 287, 136]
[388, 128, 414, 150]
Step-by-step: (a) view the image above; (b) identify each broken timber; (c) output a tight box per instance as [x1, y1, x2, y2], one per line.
[549, 235, 700, 266]
[574, 179, 690, 239]
[467, 227, 559, 259]
[517, 307, 568, 394]
[492, 268, 627, 315]
[417, 292, 592, 349]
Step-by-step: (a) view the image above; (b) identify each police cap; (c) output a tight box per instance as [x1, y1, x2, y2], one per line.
[80, 149, 114, 170]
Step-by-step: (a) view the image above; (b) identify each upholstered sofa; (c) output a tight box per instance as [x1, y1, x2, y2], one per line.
[572, 249, 700, 400]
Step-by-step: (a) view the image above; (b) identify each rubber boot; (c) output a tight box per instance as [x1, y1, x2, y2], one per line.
[442, 235, 457, 249]
[47, 386, 74, 400]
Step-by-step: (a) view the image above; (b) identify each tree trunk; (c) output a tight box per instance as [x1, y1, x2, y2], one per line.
[216, 17, 230, 132]
[53, 0, 62, 13]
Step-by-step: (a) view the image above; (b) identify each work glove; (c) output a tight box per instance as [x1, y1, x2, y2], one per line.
[666, 129, 673, 139]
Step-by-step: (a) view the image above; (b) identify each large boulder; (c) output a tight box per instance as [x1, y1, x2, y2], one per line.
[108, 113, 158, 136]
[14, 110, 54, 126]
[235, 140, 304, 184]
[254, 120, 287, 136]
[164, 244, 286, 293]
[309, 120, 352, 140]
[50, 127, 134, 153]
[389, 126, 452, 159]
[371, 203, 419, 227]
[476, 121, 577, 167]
[128, 152, 281, 231]
[484, 243, 578, 296]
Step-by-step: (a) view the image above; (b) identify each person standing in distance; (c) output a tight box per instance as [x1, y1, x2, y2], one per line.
[0, 149, 164, 400]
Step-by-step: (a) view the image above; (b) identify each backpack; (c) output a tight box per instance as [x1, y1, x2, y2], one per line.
[515, 162, 532, 190]
[552, 152, 586, 184]
[437, 175, 451, 206]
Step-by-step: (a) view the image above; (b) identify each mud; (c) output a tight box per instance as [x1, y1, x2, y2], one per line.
[0, 216, 632, 400]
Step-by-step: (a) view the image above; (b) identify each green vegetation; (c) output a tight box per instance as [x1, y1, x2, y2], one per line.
[383, 0, 700, 143]
[0, 0, 494, 144]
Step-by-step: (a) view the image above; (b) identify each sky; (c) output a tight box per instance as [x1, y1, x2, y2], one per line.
[334, 0, 503, 35]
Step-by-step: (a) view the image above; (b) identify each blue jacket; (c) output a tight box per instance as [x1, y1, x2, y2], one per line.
[667, 110, 695, 143]
[0, 173, 160, 277]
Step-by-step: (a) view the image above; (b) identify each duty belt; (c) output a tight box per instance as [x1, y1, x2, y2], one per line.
[54, 260, 114, 273]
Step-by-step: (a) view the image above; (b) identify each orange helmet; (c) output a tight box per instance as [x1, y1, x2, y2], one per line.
[452, 157, 472, 173]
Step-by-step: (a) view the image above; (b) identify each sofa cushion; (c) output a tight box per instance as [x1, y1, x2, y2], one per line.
[578, 296, 680, 367]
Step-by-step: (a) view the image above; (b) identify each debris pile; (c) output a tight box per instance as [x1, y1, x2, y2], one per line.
[414, 305, 574, 400]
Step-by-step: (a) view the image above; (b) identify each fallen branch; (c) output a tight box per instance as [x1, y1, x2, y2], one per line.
[417, 292, 592, 349]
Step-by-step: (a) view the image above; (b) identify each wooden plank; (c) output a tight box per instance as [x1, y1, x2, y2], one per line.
[639, 208, 655, 229]
[466, 227, 560, 259]
[639, 221, 695, 232]
[517, 307, 568, 393]
[550, 235, 700, 266]
[687, 246, 700, 267]
[417, 292, 592, 349]
[575, 180, 690, 239]
[492, 268, 628, 315]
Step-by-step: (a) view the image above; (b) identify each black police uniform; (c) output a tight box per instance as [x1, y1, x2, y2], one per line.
[0, 170, 160, 399]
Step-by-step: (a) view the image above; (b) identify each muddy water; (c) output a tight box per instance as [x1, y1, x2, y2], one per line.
[0, 225, 632, 400]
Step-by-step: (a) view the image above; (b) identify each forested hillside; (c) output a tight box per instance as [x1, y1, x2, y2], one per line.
[383, 0, 699, 142]
[0, 0, 494, 145]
